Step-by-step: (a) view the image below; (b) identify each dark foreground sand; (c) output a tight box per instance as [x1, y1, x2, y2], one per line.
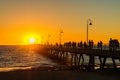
[0, 67, 120, 80]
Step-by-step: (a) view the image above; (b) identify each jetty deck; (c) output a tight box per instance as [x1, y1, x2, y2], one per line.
[44, 46, 120, 71]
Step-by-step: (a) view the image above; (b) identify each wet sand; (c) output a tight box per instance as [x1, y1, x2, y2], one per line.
[0, 67, 120, 80]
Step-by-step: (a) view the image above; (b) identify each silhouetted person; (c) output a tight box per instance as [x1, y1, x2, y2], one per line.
[91, 40, 94, 48]
[100, 41, 103, 49]
[109, 38, 119, 51]
[97, 42, 100, 48]
[97, 41, 103, 50]
[80, 41, 83, 48]
[109, 38, 114, 51]
[78, 41, 83, 48]
[72, 42, 76, 48]
[64, 43, 66, 47]
[56, 43, 58, 47]
[68, 42, 72, 48]
[88, 40, 94, 49]
[64, 42, 68, 48]
[84, 42, 87, 49]
[78, 42, 80, 48]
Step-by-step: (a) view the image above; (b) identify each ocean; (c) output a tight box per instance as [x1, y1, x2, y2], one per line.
[0, 45, 58, 72]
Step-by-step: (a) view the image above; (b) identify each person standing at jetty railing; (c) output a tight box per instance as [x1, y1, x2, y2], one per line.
[72, 42, 76, 48]
[78, 41, 83, 48]
[97, 41, 103, 50]
[84, 42, 87, 49]
[56, 43, 59, 47]
[63, 41, 72, 48]
[109, 38, 119, 51]
[88, 40, 94, 49]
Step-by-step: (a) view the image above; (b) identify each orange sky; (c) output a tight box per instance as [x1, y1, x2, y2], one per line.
[0, 0, 120, 45]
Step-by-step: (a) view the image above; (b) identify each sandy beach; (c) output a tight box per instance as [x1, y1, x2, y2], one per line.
[0, 67, 120, 80]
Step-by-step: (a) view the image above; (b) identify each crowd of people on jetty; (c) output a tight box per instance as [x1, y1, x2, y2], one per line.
[56, 38, 119, 51]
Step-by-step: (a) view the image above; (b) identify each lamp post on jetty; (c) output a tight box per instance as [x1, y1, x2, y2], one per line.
[87, 19, 92, 45]
[59, 28, 63, 47]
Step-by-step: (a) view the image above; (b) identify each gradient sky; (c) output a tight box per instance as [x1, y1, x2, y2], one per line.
[0, 0, 120, 45]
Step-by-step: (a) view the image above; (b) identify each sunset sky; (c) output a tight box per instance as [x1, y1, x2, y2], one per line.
[0, 0, 120, 45]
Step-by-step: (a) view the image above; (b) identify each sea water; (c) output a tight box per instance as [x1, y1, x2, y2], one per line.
[0, 45, 57, 72]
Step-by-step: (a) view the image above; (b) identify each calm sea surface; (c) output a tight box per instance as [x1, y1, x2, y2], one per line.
[0, 45, 58, 72]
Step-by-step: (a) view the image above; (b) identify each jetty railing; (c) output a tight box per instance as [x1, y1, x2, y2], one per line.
[43, 45, 120, 71]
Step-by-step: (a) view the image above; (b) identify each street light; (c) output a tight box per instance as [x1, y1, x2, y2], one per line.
[59, 28, 63, 46]
[87, 19, 92, 45]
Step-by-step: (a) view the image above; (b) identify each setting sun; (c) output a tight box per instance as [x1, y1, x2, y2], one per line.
[23, 34, 41, 45]
[29, 38, 36, 44]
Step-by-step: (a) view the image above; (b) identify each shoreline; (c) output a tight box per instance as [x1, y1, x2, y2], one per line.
[0, 64, 71, 72]
[0, 66, 120, 80]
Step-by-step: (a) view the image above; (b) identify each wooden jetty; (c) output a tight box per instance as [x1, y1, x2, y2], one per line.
[43, 45, 120, 71]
